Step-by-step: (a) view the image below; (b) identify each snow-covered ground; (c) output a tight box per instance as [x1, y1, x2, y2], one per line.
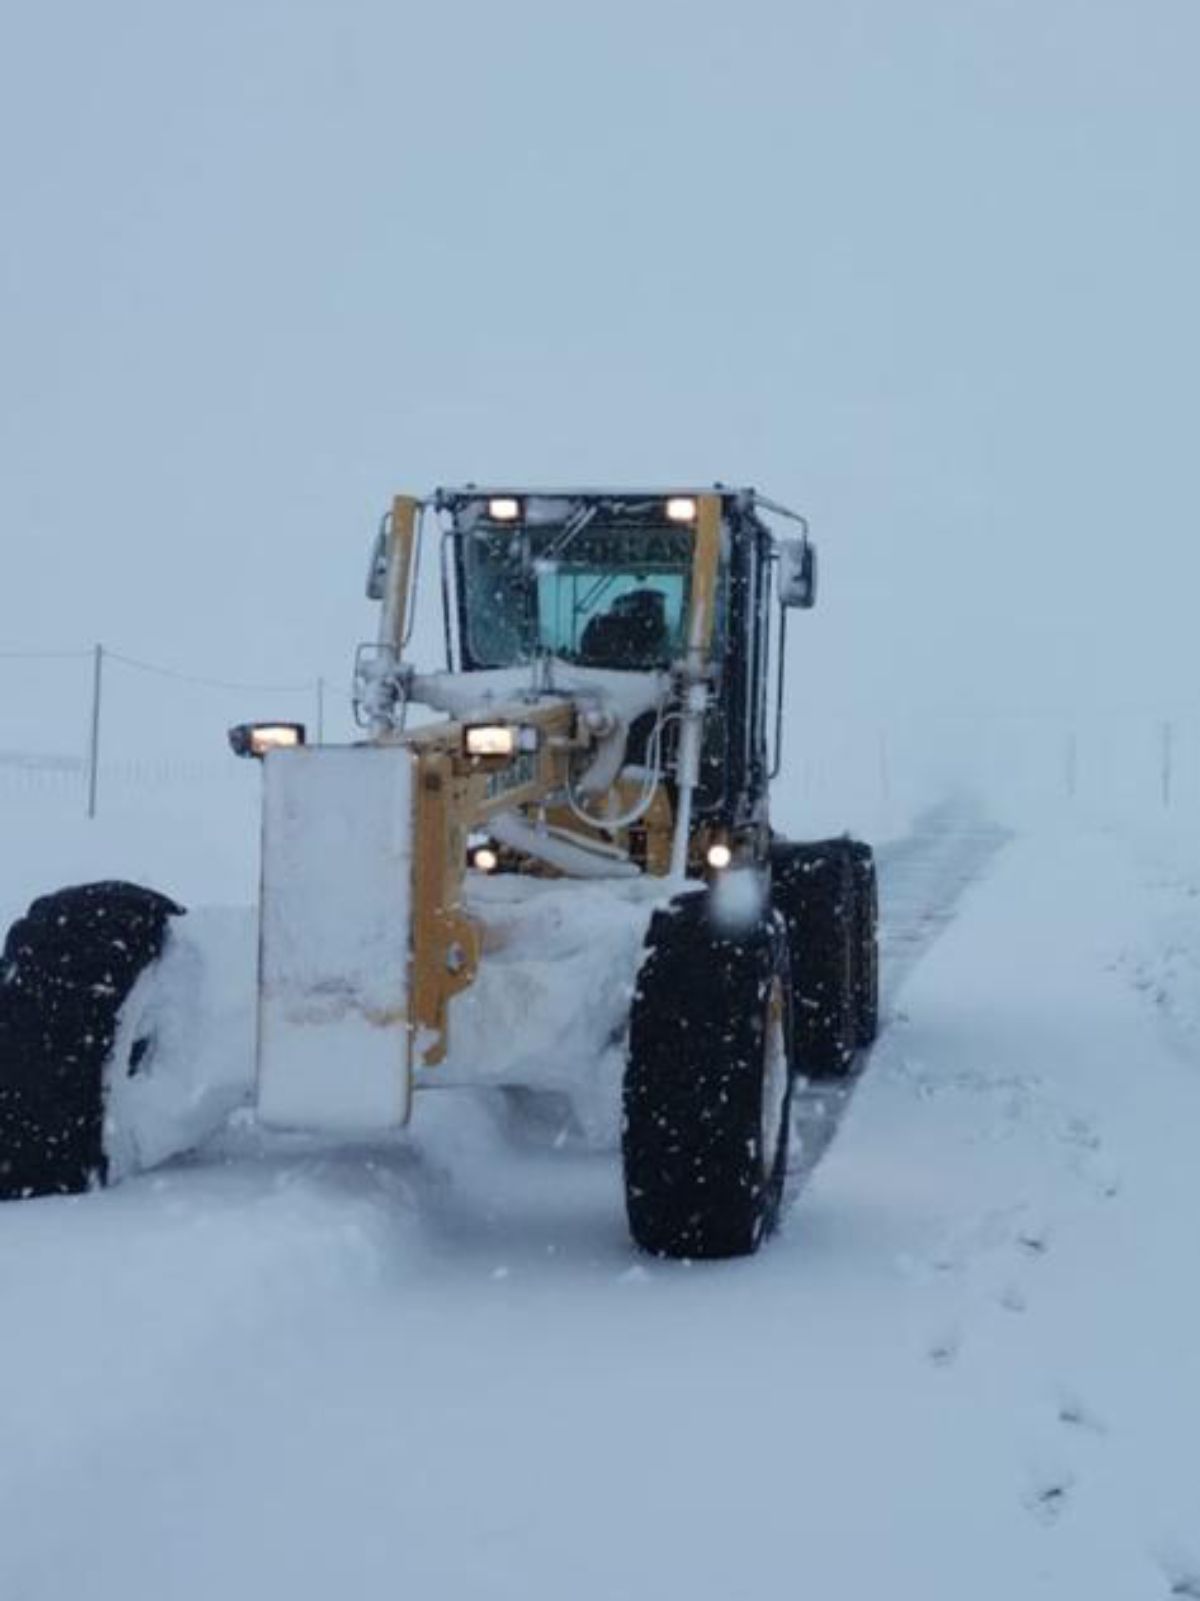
[2, 803, 1200, 1599]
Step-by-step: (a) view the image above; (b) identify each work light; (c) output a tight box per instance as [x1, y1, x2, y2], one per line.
[665, 496, 697, 523]
[228, 722, 307, 759]
[464, 724, 517, 758]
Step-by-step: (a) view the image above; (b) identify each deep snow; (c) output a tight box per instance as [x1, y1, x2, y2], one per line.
[2, 808, 1200, 1599]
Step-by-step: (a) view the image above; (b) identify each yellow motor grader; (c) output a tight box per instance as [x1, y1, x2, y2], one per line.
[0, 487, 877, 1258]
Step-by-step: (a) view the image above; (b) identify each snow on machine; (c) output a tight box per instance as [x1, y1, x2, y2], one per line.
[0, 487, 878, 1257]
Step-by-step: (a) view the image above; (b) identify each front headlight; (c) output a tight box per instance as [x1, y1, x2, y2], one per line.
[228, 722, 307, 759]
[464, 724, 517, 758]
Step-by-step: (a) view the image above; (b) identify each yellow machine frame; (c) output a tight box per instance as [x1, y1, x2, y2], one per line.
[375, 490, 725, 1068]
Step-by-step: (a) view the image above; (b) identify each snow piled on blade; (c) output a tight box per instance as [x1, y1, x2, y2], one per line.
[257, 744, 415, 1133]
[432, 873, 664, 1140]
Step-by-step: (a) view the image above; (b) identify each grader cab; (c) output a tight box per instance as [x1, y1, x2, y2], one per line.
[0, 486, 877, 1260]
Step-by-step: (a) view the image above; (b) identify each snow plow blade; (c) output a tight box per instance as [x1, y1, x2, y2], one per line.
[257, 745, 415, 1133]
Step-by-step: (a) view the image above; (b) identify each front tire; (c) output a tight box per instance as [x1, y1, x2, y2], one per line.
[0, 882, 182, 1199]
[622, 892, 794, 1260]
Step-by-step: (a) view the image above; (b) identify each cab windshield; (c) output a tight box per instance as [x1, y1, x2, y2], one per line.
[458, 514, 694, 670]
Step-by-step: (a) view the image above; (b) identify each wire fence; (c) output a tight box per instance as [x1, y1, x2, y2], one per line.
[0, 643, 352, 816]
[1, 643, 1198, 825]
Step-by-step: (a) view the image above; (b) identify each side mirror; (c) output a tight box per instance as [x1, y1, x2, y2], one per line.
[365, 521, 388, 600]
[778, 539, 817, 609]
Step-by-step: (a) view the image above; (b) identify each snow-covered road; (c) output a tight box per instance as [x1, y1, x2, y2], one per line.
[3, 813, 1200, 1600]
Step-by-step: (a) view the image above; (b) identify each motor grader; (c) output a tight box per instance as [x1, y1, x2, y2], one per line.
[0, 486, 877, 1258]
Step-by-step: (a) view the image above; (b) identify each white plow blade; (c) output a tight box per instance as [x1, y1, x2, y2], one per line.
[257, 745, 414, 1133]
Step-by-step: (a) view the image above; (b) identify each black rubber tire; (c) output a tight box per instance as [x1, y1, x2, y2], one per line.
[770, 840, 858, 1081]
[847, 843, 880, 1047]
[0, 881, 183, 1200]
[622, 891, 794, 1260]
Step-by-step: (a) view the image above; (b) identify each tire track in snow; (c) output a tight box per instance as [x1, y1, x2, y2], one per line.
[787, 802, 1011, 1196]
[877, 803, 1014, 1012]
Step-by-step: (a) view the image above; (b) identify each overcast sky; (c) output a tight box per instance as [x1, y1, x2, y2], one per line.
[2, 0, 1198, 749]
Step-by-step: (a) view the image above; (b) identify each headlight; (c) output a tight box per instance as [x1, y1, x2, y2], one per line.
[228, 722, 307, 759]
[487, 496, 522, 522]
[706, 841, 733, 870]
[464, 724, 517, 758]
[665, 496, 697, 523]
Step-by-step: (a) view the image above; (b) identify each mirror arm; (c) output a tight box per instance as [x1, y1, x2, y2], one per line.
[439, 524, 457, 670]
[769, 602, 788, 781]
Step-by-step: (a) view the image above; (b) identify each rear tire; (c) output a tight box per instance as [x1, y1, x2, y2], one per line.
[847, 843, 879, 1047]
[770, 840, 863, 1080]
[0, 882, 182, 1200]
[622, 892, 794, 1260]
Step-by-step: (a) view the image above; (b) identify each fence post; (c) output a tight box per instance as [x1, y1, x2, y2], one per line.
[87, 643, 104, 819]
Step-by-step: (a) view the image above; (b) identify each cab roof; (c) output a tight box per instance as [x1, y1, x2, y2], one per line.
[431, 486, 808, 529]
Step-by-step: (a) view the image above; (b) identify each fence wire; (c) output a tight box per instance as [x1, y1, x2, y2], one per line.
[0, 645, 1197, 823]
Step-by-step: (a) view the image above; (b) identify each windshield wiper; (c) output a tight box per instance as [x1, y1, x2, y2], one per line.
[539, 503, 598, 562]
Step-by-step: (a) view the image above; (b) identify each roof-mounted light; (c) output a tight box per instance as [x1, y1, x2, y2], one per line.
[665, 496, 697, 523]
[487, 496, 522, 522]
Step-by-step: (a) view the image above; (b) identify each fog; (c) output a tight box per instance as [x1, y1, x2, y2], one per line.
[2, 0, 1198, 849]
